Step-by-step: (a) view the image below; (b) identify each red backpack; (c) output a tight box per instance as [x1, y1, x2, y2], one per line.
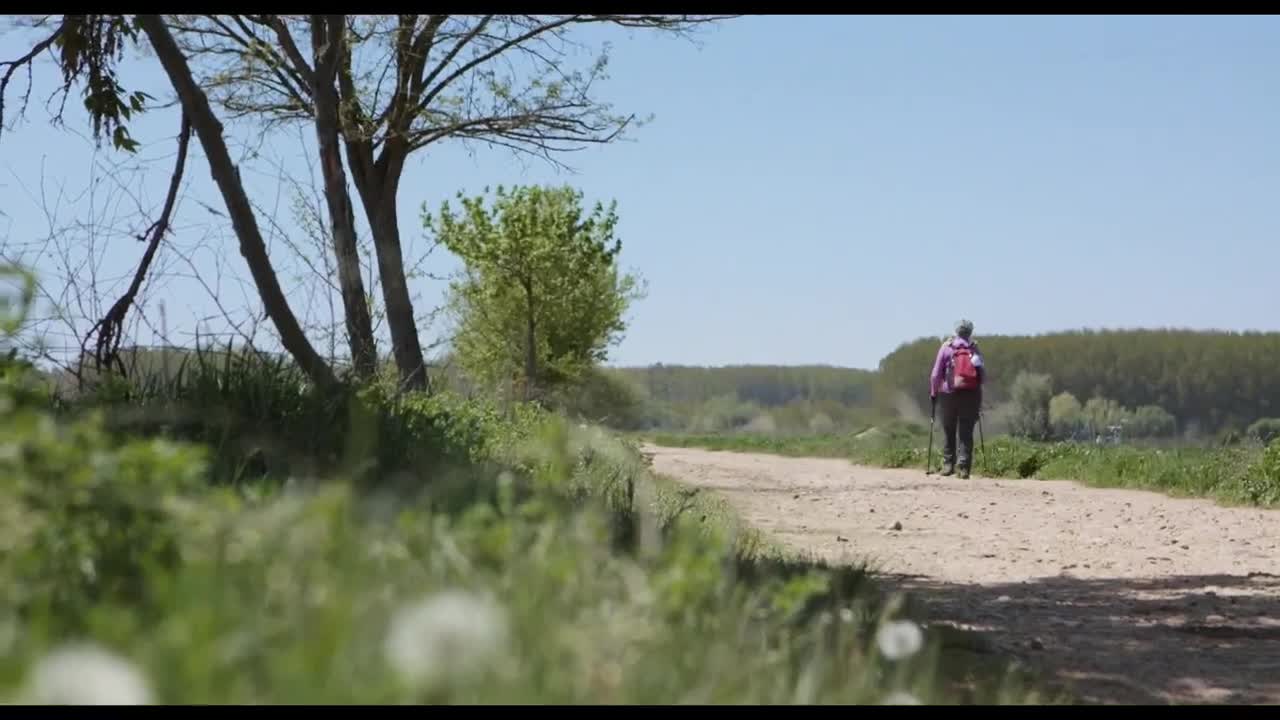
[950, 343, 981, 390]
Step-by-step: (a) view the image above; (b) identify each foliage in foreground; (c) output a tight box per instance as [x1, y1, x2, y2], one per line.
[645, 428, 1280, 508]
[0, 357, 1048, 705]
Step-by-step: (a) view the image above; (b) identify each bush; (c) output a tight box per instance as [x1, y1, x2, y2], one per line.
[58, 346, 545, 494]
[1049, 392, 1084, 440]
[1237, 439, 1280, 505]
[546, 367, 652, 431]
[1, 361, 209, 632]
[1128, 405, 1177, 439]
[1247, 418, 1280, 444]
[1007, 372, 1052, 440]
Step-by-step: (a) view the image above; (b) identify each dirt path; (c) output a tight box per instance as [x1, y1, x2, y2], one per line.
[644, 444, 1280, 705]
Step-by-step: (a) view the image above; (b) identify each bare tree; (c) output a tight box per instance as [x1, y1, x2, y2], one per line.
[1, 140, 179, 382]
[310, 15, 377, 378]
[2, 14, 737, 392]
[2, 15, 338, 388]
[138, 15, 336, 387]
[81, 111, 190, 376]
[166, 14, 736, 390]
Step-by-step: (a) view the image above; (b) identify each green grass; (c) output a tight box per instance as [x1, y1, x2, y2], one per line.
[642, 429, 1280, 508]
[0, 351, 1060, 705]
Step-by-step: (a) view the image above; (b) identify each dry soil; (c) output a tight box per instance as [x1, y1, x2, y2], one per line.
[643, 443, 1280, 705]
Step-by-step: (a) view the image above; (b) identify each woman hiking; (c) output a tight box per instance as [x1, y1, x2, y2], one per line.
[929, 319, 985, 479]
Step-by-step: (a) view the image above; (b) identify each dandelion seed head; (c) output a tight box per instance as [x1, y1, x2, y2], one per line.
[876, 620, 924, 661]
[383, 588, 509, 688]
[23, 644, 154, 705]
[882, 690, 923, 705]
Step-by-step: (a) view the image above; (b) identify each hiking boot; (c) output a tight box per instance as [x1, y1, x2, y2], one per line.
[940, 465, 955, 477]
[958, 469, 971, 480]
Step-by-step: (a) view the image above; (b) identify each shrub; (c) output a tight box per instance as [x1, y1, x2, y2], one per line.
[1237, 439, 1280, 506]
[1247, 418, 1280, 444]
[1, 360, 209, 631]
[1129, 405, 1177, 438]
[1007, 372, 1052, 440]
[1049, 392, 1084, 439]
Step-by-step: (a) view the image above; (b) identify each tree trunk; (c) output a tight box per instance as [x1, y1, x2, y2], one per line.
[350, 164, 430, 392]
[311, 15, 377, 379]
[138, 15, 337, 389]
[334, 37, 430, 394]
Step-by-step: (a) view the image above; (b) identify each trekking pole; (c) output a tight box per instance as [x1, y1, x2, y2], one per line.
[978, 411, 987, 475]
[925, 396, 936, 474]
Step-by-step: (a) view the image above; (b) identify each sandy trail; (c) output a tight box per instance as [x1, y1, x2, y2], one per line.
[644, 444, 1280, 705]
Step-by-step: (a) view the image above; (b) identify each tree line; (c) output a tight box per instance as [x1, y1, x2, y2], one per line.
[610, 364, 877, 408]
[878, 329, 1280, 434]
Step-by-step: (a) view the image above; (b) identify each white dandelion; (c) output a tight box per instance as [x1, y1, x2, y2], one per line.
[881, 690, 923, 705]
[383, 588, 509, 688]
[22, 643, 154, 705]
[875, 620, 924, 661]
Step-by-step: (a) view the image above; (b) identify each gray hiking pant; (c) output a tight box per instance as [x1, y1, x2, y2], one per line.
[940, 389, 981, 472]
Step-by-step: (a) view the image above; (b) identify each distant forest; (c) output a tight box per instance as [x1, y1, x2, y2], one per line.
[611, 365, 877, 407]
[602, 365, 881, 433]
[607, 329, 1280, 437]
[879, 329, 1280, 435]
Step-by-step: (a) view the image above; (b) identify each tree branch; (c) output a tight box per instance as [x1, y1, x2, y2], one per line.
[416, 15, 573, 119]
[139, 13, 337, 389]
[0, 24, 65, 142]
[264, 15, 316, 88]
[82, 111, 192, 376]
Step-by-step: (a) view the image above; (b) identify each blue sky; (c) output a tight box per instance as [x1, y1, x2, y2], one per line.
[3, 15, 1279, 370]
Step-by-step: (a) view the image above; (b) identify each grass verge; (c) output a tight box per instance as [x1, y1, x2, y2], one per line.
[0, 352, 1058, 704]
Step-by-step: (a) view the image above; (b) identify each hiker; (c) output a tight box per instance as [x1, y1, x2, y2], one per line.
[929, 319, 985, 479]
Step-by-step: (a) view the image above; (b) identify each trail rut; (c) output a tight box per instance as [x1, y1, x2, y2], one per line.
[644, 444, 1280, 705]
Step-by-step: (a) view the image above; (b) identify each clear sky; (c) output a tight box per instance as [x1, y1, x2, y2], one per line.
[3, 15, 1279, 370]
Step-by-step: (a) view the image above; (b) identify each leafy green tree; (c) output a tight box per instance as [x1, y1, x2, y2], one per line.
[1130, 405, 1177, 438]
[1083, 396, 1129, 436]
[426, 185, 642, 400]
[1008, 372, 1053, 440]
[1049, 392, 1085, 439]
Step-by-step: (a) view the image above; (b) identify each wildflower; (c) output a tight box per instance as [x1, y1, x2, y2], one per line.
[23, 644, 154, 705]
[875, 620, 924, 661]
[881, 690, 923, 705]
[839, 608, 855, 624]
[383, 589, 509, 688]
